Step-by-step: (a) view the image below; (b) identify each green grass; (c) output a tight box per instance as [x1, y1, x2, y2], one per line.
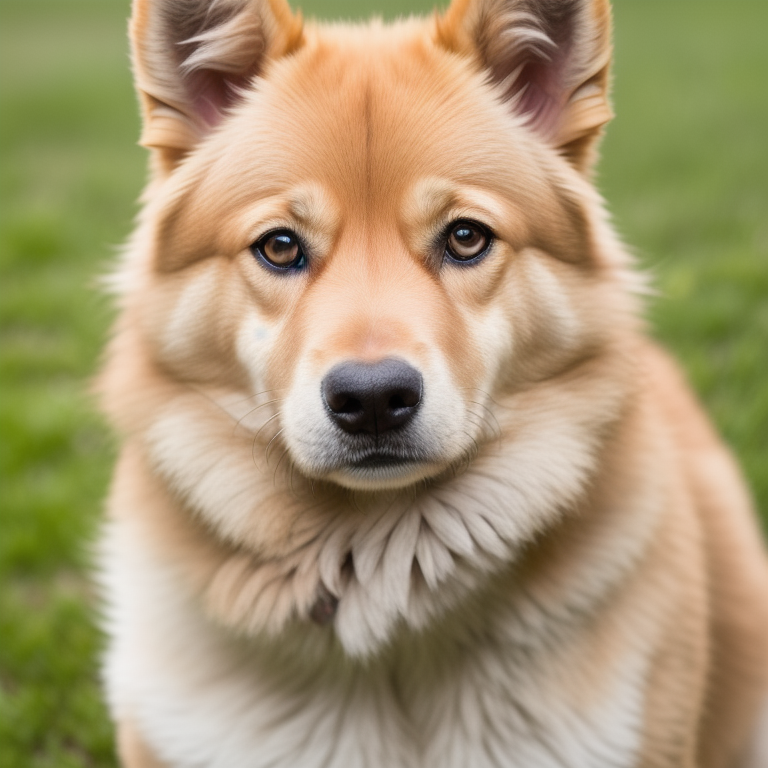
[1, 1, 766, 765]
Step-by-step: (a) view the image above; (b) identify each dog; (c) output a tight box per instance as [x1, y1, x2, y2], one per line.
[98, 0, 768, 765]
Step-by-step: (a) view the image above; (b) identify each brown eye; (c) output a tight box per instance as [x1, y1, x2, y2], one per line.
[251, 229, 306, 271]
[445, 220, 491, 262]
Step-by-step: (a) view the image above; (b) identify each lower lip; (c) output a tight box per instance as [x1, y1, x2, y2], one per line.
[351, 455, 413, 470]
[329, 456, 433, 491]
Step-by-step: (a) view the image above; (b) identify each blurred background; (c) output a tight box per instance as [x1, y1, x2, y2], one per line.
[1, 0, 766, 765]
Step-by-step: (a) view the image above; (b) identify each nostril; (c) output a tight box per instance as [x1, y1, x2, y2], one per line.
[388, 389, 420, 411]
[324, 389, 361, 414]
[393, 386, 420, 410]
[336, 396, 362, 415]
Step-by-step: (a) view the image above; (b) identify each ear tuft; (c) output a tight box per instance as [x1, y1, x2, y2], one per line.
[437, 0, 613, 173]
[131, 0, 303, 169]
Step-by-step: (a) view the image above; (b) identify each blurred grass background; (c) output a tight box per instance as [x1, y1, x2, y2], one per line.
[1, 0, 766, 765]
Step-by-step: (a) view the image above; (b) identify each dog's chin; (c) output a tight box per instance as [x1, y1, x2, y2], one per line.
[326, 457, 443, 491]
[294, 448, 447, 491]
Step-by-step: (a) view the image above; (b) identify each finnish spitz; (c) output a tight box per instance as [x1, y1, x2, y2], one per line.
[99, 0, 768, 765]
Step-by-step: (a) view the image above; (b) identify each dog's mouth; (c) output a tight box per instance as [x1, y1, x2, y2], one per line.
[323, 442, 442, 490]
[350, 451, 417, 469]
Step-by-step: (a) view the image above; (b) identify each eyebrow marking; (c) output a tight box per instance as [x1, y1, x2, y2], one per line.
[288, 184, 339, 233]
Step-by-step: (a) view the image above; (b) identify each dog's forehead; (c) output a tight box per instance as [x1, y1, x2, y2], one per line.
[206, 27, 547, 216]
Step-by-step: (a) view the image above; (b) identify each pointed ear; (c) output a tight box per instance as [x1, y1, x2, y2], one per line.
[436, 0, 613, 173]
[130, 0, 303, 169]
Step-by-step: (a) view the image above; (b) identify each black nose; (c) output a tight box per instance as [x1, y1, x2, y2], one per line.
[322, 358, 423, 436]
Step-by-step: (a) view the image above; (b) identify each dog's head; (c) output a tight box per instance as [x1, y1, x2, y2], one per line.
[110, 0, 638, 653]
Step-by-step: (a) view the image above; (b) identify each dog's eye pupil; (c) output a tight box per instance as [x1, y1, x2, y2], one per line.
[271, 235, 295, 254]
[252, 230, 306, 270]
[264, 234, 298, 264]
[446, 221, 490, 262]
[454, 227, 472, 242]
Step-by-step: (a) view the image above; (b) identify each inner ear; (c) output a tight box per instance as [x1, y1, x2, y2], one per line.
[173, 5, 269, 127]
[179, 67, 250, 129]
[131, 0, 304, 164]
[477, 2, 576, 141]
[437, 0, 613, 173]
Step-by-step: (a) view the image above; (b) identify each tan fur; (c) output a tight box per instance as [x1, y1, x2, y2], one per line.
[118, 719, 168, 768]
[99, 1, 768, 766]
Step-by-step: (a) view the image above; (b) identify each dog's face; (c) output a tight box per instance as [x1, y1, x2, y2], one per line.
[128, 0, 621, 491]
[111, 0, 638, 652]
[151, 39, 596, 492]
